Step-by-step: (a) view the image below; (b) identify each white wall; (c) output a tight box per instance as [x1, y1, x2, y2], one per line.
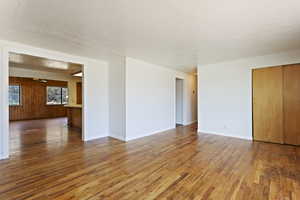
[108, 54, 126, 141]
[0, 39, 198, 159]
[198, 49, 300, 140]
[185, 74, 197, 123]
[0, 47, 8, 159]
[125, 57, 197, 141]
[0, 40, 109, 159]
[176, 79, 183, 124]
[83, 59, 109, 141]
[9, 66, 82, 105]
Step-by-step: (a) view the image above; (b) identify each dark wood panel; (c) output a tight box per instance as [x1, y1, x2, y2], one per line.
[253, 66, 284, 144]
[76, 82, 82, 104]
[283, 64, 300, 145]
[67, 107, 82, 129]
[9, 77, 68, 121]
[1, 121, 300, 199]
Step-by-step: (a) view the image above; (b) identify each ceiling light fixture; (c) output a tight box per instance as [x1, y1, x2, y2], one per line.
[72, 72, 83, 77]
[43, 60, 69, 70]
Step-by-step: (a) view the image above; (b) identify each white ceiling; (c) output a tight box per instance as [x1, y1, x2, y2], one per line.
[0, 0, 300, 73]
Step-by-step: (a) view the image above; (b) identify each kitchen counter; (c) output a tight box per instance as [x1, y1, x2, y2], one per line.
[65, 105, 82, 129]
[64, 104, 82, 108]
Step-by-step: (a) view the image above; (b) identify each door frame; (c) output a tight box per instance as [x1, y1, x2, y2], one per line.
[174, 76, 185, 126]
[175, 78, 184, 126]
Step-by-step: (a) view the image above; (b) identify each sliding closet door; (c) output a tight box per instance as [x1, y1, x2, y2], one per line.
[253, 66, 284, 143]
[283, 64, 300, 145]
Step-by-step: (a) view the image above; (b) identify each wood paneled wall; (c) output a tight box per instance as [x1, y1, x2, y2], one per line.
[9, 77, 68, 121]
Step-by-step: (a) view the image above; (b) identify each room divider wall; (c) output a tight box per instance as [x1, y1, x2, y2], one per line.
[253, 64, 300, 145]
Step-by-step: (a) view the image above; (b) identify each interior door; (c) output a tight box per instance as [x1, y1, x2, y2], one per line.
[253, 66, 284, 144]
[283, 64, 300, 145]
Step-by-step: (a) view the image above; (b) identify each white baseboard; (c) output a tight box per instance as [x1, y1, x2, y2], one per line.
[83, 133, 109, 142]
[109, 132, 126, 141]
[198, 130, 253, 141]
[126, 126, 175, 141]
[0, 153, 9, 160]
[184, 120, 197, 126]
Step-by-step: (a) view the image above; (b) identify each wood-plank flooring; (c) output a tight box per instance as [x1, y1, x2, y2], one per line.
[0, 118, 300, 199]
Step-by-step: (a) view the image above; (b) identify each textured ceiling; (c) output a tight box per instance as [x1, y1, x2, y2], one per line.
[0, 0, 300, 72]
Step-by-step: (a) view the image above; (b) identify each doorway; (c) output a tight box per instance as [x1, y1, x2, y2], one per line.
[176, 78, 184, 127]
[8, 52, 84, 155]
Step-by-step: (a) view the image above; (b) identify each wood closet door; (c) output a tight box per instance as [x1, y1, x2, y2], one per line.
[253, 66, 284, 143]
[283, 65, 300, 145]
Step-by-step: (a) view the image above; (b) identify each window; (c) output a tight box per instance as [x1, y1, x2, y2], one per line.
[47, 86, 68, 105]
[9, 85, 21, 106]
[62, 88, 68, 104]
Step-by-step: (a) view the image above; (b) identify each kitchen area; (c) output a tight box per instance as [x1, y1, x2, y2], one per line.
[65, 73, 83, 130]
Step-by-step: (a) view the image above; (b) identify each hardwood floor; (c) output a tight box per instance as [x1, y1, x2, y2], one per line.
[9, 117, 79, 154]
[1, 120, 300, 199]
